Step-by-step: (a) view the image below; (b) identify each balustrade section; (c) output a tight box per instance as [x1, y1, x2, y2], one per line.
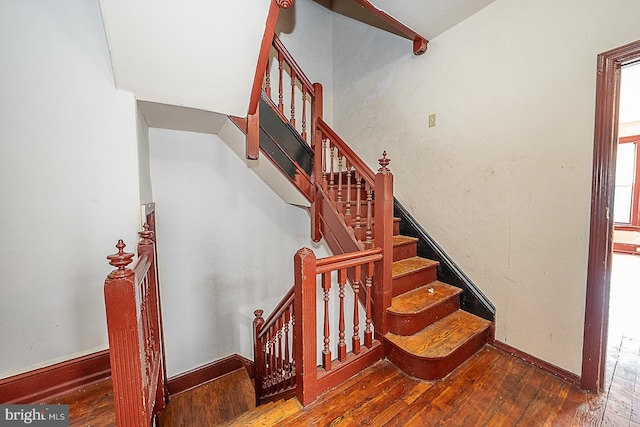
[263, 35, 321, 146]
[253, 248, 384, 406]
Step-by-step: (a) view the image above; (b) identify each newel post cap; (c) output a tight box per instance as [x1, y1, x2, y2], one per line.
[276, 0, 294, 8]
[378, 151, 391, 173]
[106, 239, 134, 279]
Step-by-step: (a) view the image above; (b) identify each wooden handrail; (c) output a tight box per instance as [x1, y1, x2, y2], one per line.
[104, 224, 167, 425]
[272, 35, 316, 98]
[258, 286, 294, 339]
[315, 248, 382, 273]
[316, 118, 375, 186]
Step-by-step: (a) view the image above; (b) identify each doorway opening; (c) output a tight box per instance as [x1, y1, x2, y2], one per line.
[583, 40, 640, 393]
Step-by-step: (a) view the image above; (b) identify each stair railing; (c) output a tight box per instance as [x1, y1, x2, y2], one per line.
[251, 34, 395, 406]
[104, 223, 168, 426]
[253, 247, 385, 406]
[248, 34, 323, 161]
[312, 120, 394, 341]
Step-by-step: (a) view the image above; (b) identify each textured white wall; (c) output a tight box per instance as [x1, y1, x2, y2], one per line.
[149, 128, 330, 376]
[99, 0, 270, 117]
[331, 0, 640, 374]
[0, 1, 140, 378]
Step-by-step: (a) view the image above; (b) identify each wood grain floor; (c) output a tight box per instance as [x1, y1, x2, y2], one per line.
[45, 253, 640, 426]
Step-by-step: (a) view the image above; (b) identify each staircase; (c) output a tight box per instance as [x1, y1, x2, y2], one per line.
[384, 234, 491, 380]
[248, 32, 494, 406]
[344, 179, 492, 380]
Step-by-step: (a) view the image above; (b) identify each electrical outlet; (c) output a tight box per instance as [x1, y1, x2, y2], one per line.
[428, 113, 436, 127]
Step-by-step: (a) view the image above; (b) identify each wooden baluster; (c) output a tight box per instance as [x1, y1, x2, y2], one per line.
[322, 138, 328, 192]
[352, 274, 361, 356]
[322, 272, 331, 371]
[270, 327, 276, 394]
[338, 268, 347, 362]
[289, 303, 296, 389]
[364, 263, 373, 348]
[277, 317, 283, 389]
[354, 174, 363, 241]
[265, 57, 271, 98]
[337, 155, 343, 214]
[365, 184, 374, 249]
[345, 164, 353, 224]
[253, 310, 265, 401]
[301, 88, 308, 142]
[278, 51, 284, 113]
[329, 146, 335, 202]
[290, 69, 296, 128]
[284, 307, 291, 384]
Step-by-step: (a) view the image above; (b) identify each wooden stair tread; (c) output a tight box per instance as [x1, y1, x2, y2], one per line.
[385, 310, 491, 359]
[392, 256, 439, 278]
[223, 398, 302, 426]
[388, 281, 462, 315]
[375, 235, 419, 247]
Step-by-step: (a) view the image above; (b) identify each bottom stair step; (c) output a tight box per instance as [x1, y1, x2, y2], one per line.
[385, 310, 491, 380]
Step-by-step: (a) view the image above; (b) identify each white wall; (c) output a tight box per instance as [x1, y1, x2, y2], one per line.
[277, 0, 335, 125]
[331, 0, 640, 374]
[0, 1, 140, 378]
[149, 128, 329, 376]
[137, 104, 153, 205]
[99, 0, 270, 117]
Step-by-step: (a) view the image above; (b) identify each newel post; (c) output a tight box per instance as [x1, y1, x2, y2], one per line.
[310, 83, 323, 242]
[293, 247, 318, 406]
[253, 309, 265, 404]
[104, 240, 146, 426]
[374, 152, 394, 342]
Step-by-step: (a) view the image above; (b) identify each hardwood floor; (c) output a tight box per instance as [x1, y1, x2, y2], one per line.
[45, 253, 640, 426]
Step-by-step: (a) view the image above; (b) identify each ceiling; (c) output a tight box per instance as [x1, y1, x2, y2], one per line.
[313, 0, 496, 42]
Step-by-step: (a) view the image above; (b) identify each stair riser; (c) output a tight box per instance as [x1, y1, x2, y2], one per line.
[393, 242, 417, 262]
[385, 332, 488, 380]
[387, 296, 460, 336]
[392, 268, 437, 297]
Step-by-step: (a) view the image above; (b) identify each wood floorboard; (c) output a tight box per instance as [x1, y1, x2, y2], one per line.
[36, 254, 640, 426]
[44, 344, 639, 427]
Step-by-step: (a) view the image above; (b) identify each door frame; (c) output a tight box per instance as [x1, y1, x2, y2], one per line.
[582, 39, 640, 392]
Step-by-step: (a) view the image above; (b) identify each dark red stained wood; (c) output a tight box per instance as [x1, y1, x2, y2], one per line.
[315, 342, 384, 395]
[248, 0, 282, 116]
[612, 241, 640, 254]
[492, 340, 581, 386]
[104, 226, 167, 426]
[319, 192, 362, 255]
[294, 248, 318, 406]
[317, 119, 375, 185]
[0, 350, 110, 404]
[229, 115, 248, 135]
[617, 135, 640, 226]
[247, 108, 260, 160]
[373, 154, 394, 342]
[385, 330, 489, 381]
[387, 293, 460, 336]
[351, 0, 428, 55]
[166, 354, 254, 397]
[583, 38, 640, 393]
